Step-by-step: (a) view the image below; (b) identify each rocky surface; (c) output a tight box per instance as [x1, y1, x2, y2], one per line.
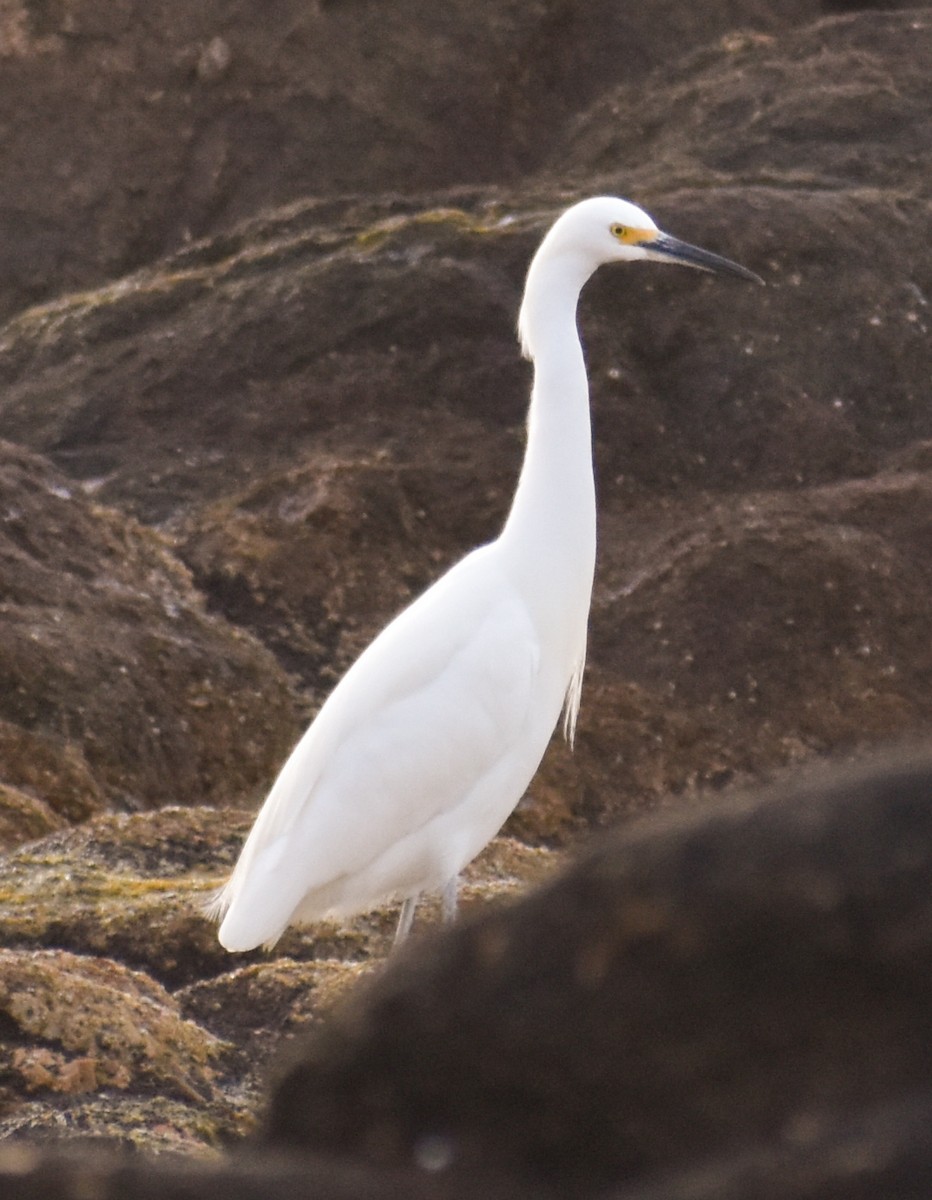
[0, 0, 829, 321]
[0, 807, 555, 1152]
[0, 0, 930, 1193]
[3, 753, 932, 1197]
[0, 442, 301, 835]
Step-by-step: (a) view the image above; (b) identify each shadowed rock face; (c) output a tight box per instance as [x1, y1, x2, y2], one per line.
[0, 0, 930, 1184]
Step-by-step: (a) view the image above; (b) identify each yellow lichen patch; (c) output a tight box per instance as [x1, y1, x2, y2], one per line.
[0, 860, 207, 913]
[352, 205, 507, 251]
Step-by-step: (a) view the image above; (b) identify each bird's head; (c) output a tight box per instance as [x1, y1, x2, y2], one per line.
[542, 195, 763, 283]
[518, 195, 762, 360]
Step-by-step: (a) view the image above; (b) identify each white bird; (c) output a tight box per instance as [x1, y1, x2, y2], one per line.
[210, 196, 762, 951]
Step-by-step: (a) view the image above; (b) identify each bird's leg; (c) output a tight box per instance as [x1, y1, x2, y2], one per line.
[441, 875, 458, 924]
[394, 895, 418, 945]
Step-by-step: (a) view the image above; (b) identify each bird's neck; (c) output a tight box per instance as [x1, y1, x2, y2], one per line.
[500, 252, 597, 616]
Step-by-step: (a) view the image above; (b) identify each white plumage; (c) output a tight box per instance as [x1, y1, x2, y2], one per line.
[210, 196, 761, 950]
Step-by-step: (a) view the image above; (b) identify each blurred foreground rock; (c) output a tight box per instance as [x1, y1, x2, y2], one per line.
[264, 751, 932, 1195]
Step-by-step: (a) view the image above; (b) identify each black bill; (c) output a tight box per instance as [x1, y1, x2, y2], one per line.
[647, 232, 764, 284]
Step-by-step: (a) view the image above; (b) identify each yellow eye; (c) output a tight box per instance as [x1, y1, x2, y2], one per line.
[611, 224, 628, 240]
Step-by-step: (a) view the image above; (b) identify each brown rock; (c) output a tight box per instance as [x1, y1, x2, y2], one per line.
[0, 949, 224, 1103]
[0, 802, 558, 1150]
[0, 0, 930, 1176]
[0, 780, 67, 854]
[0, 442, 301, 831]
[0, 1141, 535, 1200]
[553, 9, 932, 195]
[0, 0, 827, 320]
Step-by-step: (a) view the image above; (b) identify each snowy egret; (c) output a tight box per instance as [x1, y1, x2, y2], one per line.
[210, 196, 762, 951]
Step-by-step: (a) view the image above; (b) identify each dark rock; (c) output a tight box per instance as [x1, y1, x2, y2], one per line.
[621, 1091, 932, 1199]
[0, 0, 830, 320]
[0, 1142, 532, 1200]
[552, 10, 932, 195]
[262, 752, 932, 1194]
[568, 455, 932, 829]
[2, 11, 929, 514]
[3, 21, 922, 836]
[4, 1094, 932, 1196]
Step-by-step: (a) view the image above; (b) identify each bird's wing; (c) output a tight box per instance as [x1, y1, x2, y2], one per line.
[215, 546, 541, 944]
